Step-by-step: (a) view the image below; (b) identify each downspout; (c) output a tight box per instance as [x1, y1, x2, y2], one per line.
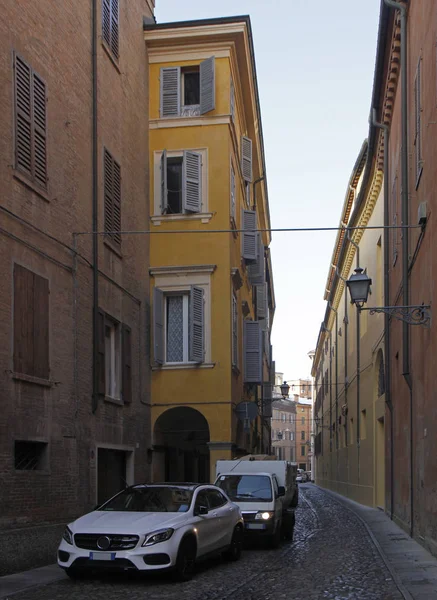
[92, 0, 99, 414]
[384, 0, 413, 536]
[372, 110, 394, 520]
[329, 303, 339, 479]
[252, 176, 265, 212]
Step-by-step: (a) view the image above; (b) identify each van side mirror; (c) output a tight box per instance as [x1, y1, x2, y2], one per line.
[277, 486, 285, 498]
[194, 505, 208, 516]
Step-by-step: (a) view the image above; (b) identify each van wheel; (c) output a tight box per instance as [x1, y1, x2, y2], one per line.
[268, 522, 281, 549]
[223, 525, 243, 561]
[174, 538, 196, 582]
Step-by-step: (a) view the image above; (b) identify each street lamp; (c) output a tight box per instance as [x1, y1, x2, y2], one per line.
[280, 381, 290, 399]
[346, 267, 431, 326]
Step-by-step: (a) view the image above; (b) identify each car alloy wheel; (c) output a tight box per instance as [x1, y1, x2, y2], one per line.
[174, 537, 196, 582]
[223, 525, 243, 561]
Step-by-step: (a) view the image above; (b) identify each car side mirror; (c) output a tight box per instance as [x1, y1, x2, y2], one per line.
[194, 505, 209, 516]
[277, 486, 285, 498]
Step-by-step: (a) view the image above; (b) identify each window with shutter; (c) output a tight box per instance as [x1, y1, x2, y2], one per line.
[183, 151, 202, 213]
[232, 292, 238, 367]
[243, 320, 262, 383]
[104, 149, 122, 246]
[13, 264, 49, 379]
[241, 136, 252, 182]
[13, 54, 47, 189]
[200, 56, 215, 115]
[102, 0, 119, 59]
[414, 58, 423, 188]
[242, 209, 257, 261]
[230, 161, 236, 221]
[159, 150, 203, 215]
[160, 67, 181, 117]
[160, 58, 215, 118]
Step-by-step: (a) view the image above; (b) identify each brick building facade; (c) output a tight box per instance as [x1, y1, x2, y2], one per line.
[0, 0, 154, 574]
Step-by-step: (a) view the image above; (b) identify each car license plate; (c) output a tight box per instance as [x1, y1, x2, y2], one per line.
[89, 552, 115, 561]
[246, 523, 265, 530]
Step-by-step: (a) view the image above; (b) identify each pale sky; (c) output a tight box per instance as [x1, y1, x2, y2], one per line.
[155, 0, 381, 381]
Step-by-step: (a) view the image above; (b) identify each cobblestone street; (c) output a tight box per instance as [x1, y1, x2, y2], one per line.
[6, 485, 406, 600]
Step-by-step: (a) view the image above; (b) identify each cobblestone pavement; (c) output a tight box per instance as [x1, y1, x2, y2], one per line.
[8, 485, 405, 600]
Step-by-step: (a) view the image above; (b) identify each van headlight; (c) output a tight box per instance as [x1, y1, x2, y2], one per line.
[62, 527, 73, 545]
[255, 512, 273, 520]
[142, 528, 174, 547]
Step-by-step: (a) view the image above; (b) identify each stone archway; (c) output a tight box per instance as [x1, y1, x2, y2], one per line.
[153, 407, 210, 483]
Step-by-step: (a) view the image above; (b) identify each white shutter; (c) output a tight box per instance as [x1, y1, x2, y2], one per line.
[189, 286, 204, 363]
[183, 151, 202, 213]
[153, 287, 164, 364]
[160, 149, 168, 214]
[248, 234, 266, 284]
[160, 67, 181, 118]
[230, 161, 236, 220]
[242, 209, 257, 261]
[200, 56, 215, 115]
[241, 136, 252, 182]
[244, 320, 262, 383]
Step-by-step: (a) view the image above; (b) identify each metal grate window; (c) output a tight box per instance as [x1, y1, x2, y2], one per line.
[15, 441, 47, 470]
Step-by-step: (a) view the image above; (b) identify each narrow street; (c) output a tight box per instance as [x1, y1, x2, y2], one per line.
[8, 486, 404, 600]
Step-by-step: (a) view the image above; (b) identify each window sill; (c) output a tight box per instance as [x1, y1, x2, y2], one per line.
[13, 170, 49, 202]
[102, 40, 121, 74]
[103, 238, 122, 258]
[152, 362, 215, 371]
[104, 395, 123, 406]
[151, 213, 214, 226]
[11, 372, 53, 387]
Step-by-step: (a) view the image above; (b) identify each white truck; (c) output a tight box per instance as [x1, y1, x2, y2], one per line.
[214, 455, 298, 548]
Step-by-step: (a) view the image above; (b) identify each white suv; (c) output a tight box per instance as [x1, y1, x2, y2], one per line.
[58, 483, 244, 581]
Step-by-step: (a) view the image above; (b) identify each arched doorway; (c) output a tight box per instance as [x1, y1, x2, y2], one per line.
[153, 407, 210, 483]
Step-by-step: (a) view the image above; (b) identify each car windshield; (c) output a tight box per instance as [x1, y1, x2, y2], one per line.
[99, 486, 193, 513]
[215, 475, 273, 502]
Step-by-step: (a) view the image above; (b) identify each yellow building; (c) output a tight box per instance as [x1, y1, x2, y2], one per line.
[312, 139, 386, 508]
[144, 16, 274, 482]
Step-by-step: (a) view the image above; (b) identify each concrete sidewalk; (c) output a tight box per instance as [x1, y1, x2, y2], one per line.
[322, 486, 437, 600]
[0, 564, 66, 599]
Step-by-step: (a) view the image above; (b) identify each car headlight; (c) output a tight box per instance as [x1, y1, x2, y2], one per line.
[255, 512, 274, 521]
[142, 528, 174, 547]
[62, 527, 73, 545]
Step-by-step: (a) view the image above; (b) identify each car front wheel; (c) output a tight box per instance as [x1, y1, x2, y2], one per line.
[223, 525, 243, 561]
[174, 537, 197, 582]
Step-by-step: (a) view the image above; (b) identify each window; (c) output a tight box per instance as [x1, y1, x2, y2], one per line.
[414, 57, 422, 188]
[290, 431, 294, 441]
[102, 0, 119, 59]
[230, 160, 236, 221]
[301, 431, 305, 441]
[301, 446, 306, 457]
[301, 417, 305, 425]
[281, 413, 286, 422]
[14, 264, 49, 378]
[13, 54, 47, 189]
[154, 286, 205, 365]
[207, 489, 227, 509]
[289, 414, 293, 423]
[104, 149, 121, 246]
[159, 150, 202, 215]
[232, 292, 238, 367]
[160, 57, 215, 118]
[15, 441, 48, 470]
[97, 310, 131, 402]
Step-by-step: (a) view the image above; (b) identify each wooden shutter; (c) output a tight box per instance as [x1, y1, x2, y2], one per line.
[110, 0, 119, 58]
[183, 151, 201, 213]
[243, 320, 262, 383]
[232, 292, 238, 367]
[160, 149, 168, 214]
[241, 136, 252, 182]
[122, 324, 132, 403]
[242, 209, 257, 261]
[33, 272, 49, 378]
[230, 77, 235, 121]
[104, 149, 121, 245]
[200, 56, 215, 115]
[14, 55, 32, 177]
[230, 161, 236, 220]
[256, 283, 267, 320]
[97, 308, 106, 395]
[160, 67, 181, 118]
[14, 264, 34, 375]
[153, 287, 164, 364]
[248, 234, 266, 284]
[189, 286, 204, 363]
[102, 0, 111, 47]
[33, 73, 47, 187]
[112, 158, 121, 245]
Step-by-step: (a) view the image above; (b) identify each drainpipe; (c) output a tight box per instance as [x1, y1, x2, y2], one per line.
[252, 176, 265, 212]
[372, 109, 394, 520]
[384, 0, 412, 536]
[92, 0, 99, 413]
[329, 303, 339, 482]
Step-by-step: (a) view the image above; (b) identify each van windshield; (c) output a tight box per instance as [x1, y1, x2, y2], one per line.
[215, 475, 273, 502]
